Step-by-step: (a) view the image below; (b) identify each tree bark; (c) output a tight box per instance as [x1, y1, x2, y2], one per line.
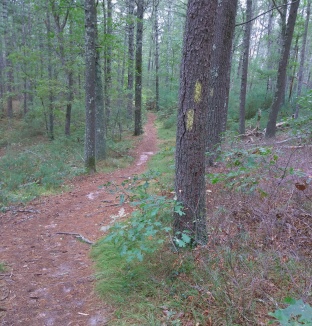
[154, 0, 160, 111]
[134, 0, 144, 136]
[126, 0, 135, 119]
[174, 0, 217, 245]
[265, 0, 300, 138]
[266, 2, 274, 95]
[206, 0, 238, 165]
[45, 6, 54, 140]
[105, 0, 112, 124]
[295, 0, 310, 118]
[239, 0, 252, 135]
[95, 7, 106, 160]
[3, 0, 13, 119]
[84, 0, 97, 172]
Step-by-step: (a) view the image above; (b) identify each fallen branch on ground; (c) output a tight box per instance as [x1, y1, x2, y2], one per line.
[56, 232, 94, 245]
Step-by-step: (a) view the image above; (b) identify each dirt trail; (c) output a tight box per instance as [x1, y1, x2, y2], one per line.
[0, 113, 158, 326]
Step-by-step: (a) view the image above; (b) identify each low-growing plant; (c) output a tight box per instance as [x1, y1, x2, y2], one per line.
[207, 146, 278, 193]
[269, 298, 312, 325]
[207, 145, 304, 195]
[0, 137, 85, 207]
[99, 171, 185, 262]
[0, 262, 6, 272]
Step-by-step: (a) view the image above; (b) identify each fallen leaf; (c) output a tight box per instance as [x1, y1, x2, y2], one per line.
[295, 182, 307, 191]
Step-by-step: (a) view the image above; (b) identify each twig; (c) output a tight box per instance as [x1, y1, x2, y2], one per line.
[56, 232, 94, 245]
[103, 204, 119, 208]
[282, 145, 312, 149]
[168, 232, 178, 253]
[276, 138, 296, 144]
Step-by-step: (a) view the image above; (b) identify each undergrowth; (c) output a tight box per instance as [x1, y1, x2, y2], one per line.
[0, 116, 136, 208]
[92, 111, 312, 325]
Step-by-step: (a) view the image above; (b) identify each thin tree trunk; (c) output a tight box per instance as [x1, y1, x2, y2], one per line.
[134, 0, 144, 136]
[288, 36, 299, 102]
[84, 0, 97, 172]
[295, 0, 310, 118]
[165, 0, 173, 89]
[266, 3, 274, 95]
[239, 0, 252, 135]
[126, 0, 135, 119]
[3, 0, 13, 119]
[265, 0, 300, 138]
[45, 7, 54, 140]
[105, 0, 112, 124]
[65, 17, 74, 136]
[95, 32, 106, 160]
[154, 0, 160, 111]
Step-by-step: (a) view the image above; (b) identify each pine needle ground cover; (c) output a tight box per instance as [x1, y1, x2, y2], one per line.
[92, 113, 312, 325]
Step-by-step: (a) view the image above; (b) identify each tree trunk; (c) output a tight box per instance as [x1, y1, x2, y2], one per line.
[95, 9, 106, 160]
[238, 0, 252, 135]
[65, 16, 74, 136]
[265, 0, 300, 138]
[3, 0, 13, 119]
[266, 3, 274, 95]
[154, 0, 160, 111]
[84, 0, 97, 172]
[206, 0, 238, 165]
[288, 35, 299, 102]
[295, 0, 310, 118]
[126, 0, 135, 119]
[134, 0, 144, 136]
[174, 0, 217, 245]
[105, 0, 112, 124]
[46, 7, 54, 140]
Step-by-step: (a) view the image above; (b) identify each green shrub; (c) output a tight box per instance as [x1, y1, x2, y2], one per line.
[269, 298, 312, 325]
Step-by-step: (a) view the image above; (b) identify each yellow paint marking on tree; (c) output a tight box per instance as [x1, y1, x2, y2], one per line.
[194, 81, 202, 103]
[186, 109, 194, 131]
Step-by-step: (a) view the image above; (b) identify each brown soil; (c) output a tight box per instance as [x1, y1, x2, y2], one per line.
[0, 113, 158, 326]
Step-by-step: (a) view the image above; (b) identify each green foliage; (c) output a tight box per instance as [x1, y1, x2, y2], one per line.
[227, 85, 273, 130]
[269, 298, 312, 325]
[0, 136, 84, 208]
[99, 171, 183, 262]
[0, 262, 6, 273]
[207, 146, 278, 193]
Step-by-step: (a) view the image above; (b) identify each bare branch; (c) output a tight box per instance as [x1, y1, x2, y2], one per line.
[235, 0, 299, 27]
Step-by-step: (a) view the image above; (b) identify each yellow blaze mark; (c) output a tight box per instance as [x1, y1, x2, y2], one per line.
[194, 81, 202, 103]
[186, 109, 194, 131]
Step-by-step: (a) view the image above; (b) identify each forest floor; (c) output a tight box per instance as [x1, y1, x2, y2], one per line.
[0, 113, 158, 326]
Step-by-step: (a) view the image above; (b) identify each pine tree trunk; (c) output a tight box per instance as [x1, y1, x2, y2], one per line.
[134, 0, 144, 136]
[84, 0, 97, 172]
[126, 0, 135, 119]
[46, 7, 54, 140]
[154, 0, 160, 111]
[105, 0, 112, 124]
[95, 8, 106, 160]
[295, 0, 310, 118]
[266, 3, 274, 95]
[3, 0, 13, 119]
[206, 0, 238, 165]
[174, 0, 217, 245]
[265, 0, 300, 138]
[239, 0, 252, 135]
